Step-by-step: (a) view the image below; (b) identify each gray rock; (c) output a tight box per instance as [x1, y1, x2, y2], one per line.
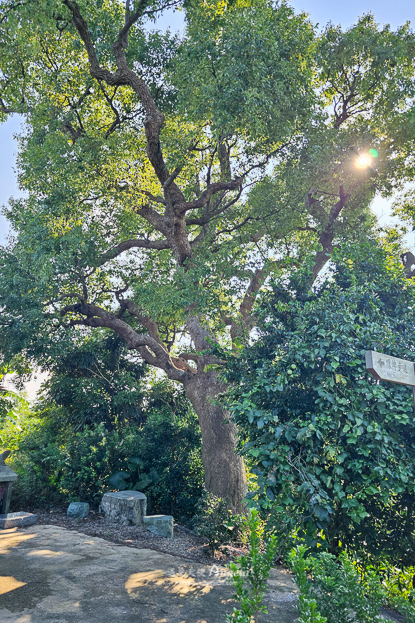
[101, 491, 147, 526]
[0, 511, 37, 529]
[143, 514, 174, 539]
[0, 450, 18, 514]
[67, 502, 89, 519]
[0, 450, 17, 482]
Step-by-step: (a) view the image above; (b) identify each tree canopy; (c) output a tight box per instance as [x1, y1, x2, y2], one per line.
[0, 0, 415, 506]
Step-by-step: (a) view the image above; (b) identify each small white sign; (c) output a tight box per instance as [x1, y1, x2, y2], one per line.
[365, 351, 415, 387]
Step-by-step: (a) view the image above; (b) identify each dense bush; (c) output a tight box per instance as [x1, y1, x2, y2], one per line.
[38, 333, 147, 430]
[290, 545, 415, 623]
[2, 383, 204, 523]
[0, 357, 32, 432]
[225, 242, 415, 564]
[193, 491, 245, 555]
[133, 407, 204, 521]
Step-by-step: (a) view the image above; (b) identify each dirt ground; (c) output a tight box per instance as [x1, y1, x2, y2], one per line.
[31, 507, 243, 565]
[0, 524, 299, 623]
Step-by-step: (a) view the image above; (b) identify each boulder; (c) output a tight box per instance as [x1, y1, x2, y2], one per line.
[143, 514, 174, 539]
[101, 491, 147, 526]
[0, 511, 37, 529]
[67, 502, 89, 519]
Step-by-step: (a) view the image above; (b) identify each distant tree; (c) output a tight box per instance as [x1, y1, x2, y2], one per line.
[0, 358, 30, 441]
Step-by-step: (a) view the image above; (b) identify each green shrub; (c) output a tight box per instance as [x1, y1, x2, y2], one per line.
[0, 404, 62, 508]
[3, 389, 204, 522]
[193, 491, 244, 556]
[258, 493, 304, 561]
[225, 243, 415, 562]
[289, 545, 415, 623]
[8, 420, 133, 508]
[289, 546, 328, 623]
[108, 456, 160, 493]
[38, 333, 147, 430]
[226, 509, 277, 623]
[359, 560, 415, 623]
[133, 407, 204, 522]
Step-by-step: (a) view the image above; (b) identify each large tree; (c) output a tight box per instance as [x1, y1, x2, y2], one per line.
[0, 0, 414, 508]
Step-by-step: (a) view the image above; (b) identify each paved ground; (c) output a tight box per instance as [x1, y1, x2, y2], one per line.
[0, 525, 298, 623]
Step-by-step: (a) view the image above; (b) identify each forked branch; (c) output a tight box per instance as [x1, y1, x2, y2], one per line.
[60, 299, 195, 380]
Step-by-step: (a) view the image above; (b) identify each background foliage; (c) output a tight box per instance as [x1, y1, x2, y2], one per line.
[225, 240, 415, 565]
[39, 333, 147, 430]
[1, 380, 204, 523]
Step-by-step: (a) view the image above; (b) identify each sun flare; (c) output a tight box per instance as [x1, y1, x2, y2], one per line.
[355, 154, 372, 169]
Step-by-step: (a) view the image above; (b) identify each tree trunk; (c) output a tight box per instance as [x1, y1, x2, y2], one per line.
[183, 370, 247, 512]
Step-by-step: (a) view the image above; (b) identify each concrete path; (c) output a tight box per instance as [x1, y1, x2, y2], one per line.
[0, 525, 298, 623]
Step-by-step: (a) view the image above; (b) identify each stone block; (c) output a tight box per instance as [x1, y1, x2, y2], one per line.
[67, 502, 89, 519]
[101, 491, 147, 526]
[0, 512, 38, 529]
[143, 514, 173, 539]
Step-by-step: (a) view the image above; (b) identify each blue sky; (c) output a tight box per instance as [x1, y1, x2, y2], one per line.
[1, 0, 415, 242]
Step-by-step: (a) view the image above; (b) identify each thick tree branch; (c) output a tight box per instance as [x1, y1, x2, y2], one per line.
[186, 315, 218, 353]
[186, 187, 243, 227]
[163, 166, 182, 191]
[178, 352, 200, 363]
[99, 237, 170, 263]
[230, 267, 266, 342]
[402, 251, 415, 278]
[60, 300, 191, 381]
[138, 190, 166, 205]
[180, 178, 242, 214]
[62, 0, 183, 197]
[62, 119, 84, 142]
[239, 268, 265, 320]
[120, 298, 165, 348]
[117, 0, 149, 50]
[310, 185, 350, 280]
[0, 96, 26, 114]
[218, 135, 232, 181]
[134, 204, 170, 234]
